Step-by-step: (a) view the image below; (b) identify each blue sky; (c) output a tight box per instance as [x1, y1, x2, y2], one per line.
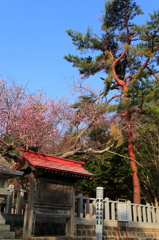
[0, 0, 158, 99]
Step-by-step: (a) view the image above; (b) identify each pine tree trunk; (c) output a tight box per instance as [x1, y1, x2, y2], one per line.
[126, 113, 141, 204]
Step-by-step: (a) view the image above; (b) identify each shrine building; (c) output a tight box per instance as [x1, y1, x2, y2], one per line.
[13, 148, 95, 238]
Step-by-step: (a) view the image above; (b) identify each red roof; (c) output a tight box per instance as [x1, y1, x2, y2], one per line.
[13, 149, 95, 178]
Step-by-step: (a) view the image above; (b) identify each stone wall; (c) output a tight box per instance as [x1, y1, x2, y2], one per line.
[2, 214, 23, 237]
[3, 214, 159, 240]
[77, 219, 159, 240]
[2, 214, 66, 237]
[77, 220, 96, 237]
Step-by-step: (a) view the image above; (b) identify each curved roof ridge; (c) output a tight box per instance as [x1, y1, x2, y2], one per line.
[19, 148, 85, 164]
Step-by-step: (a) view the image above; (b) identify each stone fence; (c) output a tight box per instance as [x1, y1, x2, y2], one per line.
[4, 187, 159, 225]
[75, 194, 159, 240]
[75, 194, 159, 224]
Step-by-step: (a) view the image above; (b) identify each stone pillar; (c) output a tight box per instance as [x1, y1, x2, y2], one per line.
[77, 193, 83, 219]
[5, 184, 14, 214]
[17, 190, 24, 214]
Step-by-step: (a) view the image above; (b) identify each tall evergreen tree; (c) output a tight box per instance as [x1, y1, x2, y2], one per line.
[133, 82, 159, 206]
[64, 0, 159, 203]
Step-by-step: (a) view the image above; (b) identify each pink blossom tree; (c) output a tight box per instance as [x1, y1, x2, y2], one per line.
[0, 79, 112, 158]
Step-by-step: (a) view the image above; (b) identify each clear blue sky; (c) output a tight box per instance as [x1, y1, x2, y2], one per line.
[0, 0, 158, 99]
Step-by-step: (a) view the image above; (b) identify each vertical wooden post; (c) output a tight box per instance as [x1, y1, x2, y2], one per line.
[65, 186, 76, 237]
[23, 176, 36, 238]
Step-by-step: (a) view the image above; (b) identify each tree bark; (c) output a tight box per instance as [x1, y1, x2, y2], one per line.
[126, 113, 141, 204]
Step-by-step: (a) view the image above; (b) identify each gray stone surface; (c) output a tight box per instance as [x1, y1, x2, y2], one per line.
[0, 224, 10, 231]
[0, 214, 5, 224]
[0, 230, 15, 239]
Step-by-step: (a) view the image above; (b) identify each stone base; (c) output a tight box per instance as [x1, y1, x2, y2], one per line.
[0, 215, 16, 239]
[0, 224, 10, 231]
[0, 230, 15, 239]
[22, 237, 97, 240]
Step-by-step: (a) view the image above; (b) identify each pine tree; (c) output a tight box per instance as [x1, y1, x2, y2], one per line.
[64, 0, 159, 203]
[133, 82, 159, 206]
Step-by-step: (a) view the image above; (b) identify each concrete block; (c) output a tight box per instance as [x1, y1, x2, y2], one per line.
[0, 231, 15, 239]
[0, 224, 10, 231]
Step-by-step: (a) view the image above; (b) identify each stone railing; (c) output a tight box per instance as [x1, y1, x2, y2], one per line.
[75, 193, 159, 224]
[3, 188, 159, 225]
[2, 185, 27, 215]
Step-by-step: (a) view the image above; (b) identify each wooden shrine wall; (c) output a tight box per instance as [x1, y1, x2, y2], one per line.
[35, 178, 73, 206]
